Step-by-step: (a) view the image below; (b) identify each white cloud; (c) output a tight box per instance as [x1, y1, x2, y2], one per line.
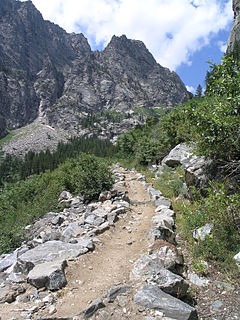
[23, 0, 233, 70]
[218, 40, 228, 53]
[186, 85, 196, 94]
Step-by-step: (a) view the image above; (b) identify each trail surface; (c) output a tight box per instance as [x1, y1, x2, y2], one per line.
[37, 169, 155, 319]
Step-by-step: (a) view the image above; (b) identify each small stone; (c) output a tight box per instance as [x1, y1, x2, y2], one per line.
[211, 300, 223, 312]
[49, 305, 57, 315]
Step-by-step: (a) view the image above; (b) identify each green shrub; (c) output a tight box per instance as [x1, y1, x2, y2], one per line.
[156, 166, 188, 199]
[0, 153, 112, 254]
[176, 183, 240, 276]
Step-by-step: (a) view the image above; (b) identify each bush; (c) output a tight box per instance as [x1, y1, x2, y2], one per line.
[59, 153, 113, 200]
[0, 153, 112, 254]
[176, 183, 240, 276]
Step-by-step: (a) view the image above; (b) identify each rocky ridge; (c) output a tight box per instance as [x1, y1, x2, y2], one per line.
[0, 0, 189, 153]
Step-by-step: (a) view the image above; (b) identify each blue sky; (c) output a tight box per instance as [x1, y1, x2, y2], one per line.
[23, 0, 234, 94]
[177, 28, 232, 92]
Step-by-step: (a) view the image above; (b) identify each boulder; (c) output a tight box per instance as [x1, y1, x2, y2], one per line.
[148, 226, 176, 244]
[51, 215, 65, 226]
[28, 260, 67, 290]
[58, 191, 73, 203]
[193, 223, 213, 241]
[148, 188, 162, 201]
[152, 214, 175, 230]
[85, 214, 105, 226]
[234, 252, 240, 271]
[14, 240, 89, 274]
[91, 208, 109, 218]
[131, 256, 188, 298]
[62, 223, 85, 240]
[134, 284, 198, 320]
[162, 144, 192, 168]
[155, 197, 172, 209]
[0, 245, 29, 272]
[0, 253, 17, 272]
[184, 157, 212, 190]
[150, 245, 184, 274]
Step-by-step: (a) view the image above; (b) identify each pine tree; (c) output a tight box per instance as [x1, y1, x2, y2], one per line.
[195, 84, 203, 98]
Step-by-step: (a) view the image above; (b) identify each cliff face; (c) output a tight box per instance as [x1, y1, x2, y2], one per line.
[227, 0, 240, 54]
[0, 0, 189, 139]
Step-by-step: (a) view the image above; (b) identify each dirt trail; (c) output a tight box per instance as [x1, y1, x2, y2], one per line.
[37, 171, 155, 318]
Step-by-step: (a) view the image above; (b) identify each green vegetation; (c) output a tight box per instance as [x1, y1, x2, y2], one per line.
[116, 54, 240, 279]
[0, 153, 113, 254]
[0, 136, 116, 186]
[81, 110, 127, 128]
[175, 183, 240, 277]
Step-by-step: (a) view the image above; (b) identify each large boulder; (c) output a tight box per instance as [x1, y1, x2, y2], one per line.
[162, 143, 213, 190]
[134, 284, 198, 320]
[162, 144, 192, 168]
[131, 256, 188, 298]
[14, 240, 90, 274]
[28, 260, 67, 290]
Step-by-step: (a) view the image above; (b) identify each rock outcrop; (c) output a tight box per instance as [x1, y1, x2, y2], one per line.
[0, 0, 189, 146]
[227, 0, 240, 53]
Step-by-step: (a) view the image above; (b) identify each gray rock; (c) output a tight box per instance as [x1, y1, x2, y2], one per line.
[193, 223, 213, 241]
[7, 272, 26, 283]
[0, 245, 29, 272]
[85, 214, 105, 226]
[227, 0, 240, 53]
[113, 200, 130, 209]
[131, 256, 188, 298]
[92, 208, 109, 218]
[51, 215, 64, 226]
[62, 223, 84, 240]
[211, 300, 223, 312]
[96, 222, 110, 235]
[150, 246, 184, 274]
[148, 226, 176, 244]
[187, 272, 209, 287]
[107, 285, 130, 303]
[0, 253, 17, 272]
[134, 284, 197, 320]
[28, 260, 67, 291]
[162, 144, 192, 168]
[155, 197, 172, 209]
[152, 214, 175, 230]
[14, 240, 89, 274]
[80, 298, 105, 318]
[0, 283, 25, 304]
[184, 156, 212, 190]
[99, 191, 112, 202]
[234, 252, 240, 271]
[149, 188, 162, 200]
[58, 191, 73, 203]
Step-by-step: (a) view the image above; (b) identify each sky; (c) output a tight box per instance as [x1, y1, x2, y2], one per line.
[23, 0, 234, 94]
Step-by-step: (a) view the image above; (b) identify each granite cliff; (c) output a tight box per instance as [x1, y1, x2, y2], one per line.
[227, 0, 240, 53]
[0, 0, 189, 152]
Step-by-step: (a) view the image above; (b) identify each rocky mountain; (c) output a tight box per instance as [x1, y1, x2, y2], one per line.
[0, 0, 189, 149]
[227, 0, 240, 53]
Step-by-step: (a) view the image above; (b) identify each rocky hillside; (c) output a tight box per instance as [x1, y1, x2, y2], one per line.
[227, 0, 240, 53]
[0, 0, 189, 143]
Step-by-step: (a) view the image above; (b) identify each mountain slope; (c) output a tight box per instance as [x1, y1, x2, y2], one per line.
[0, 0, 189, 144]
